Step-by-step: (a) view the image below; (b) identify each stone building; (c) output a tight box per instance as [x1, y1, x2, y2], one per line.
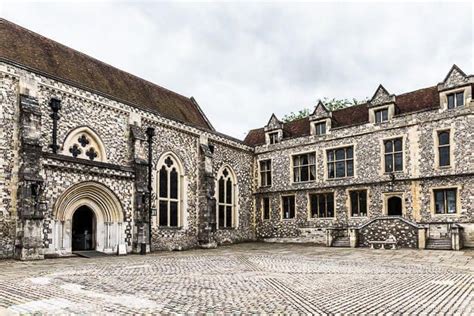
[0, 19, 472, 260]
[246, 65, 473, 250]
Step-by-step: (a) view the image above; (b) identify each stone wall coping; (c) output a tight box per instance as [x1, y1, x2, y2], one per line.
[358, 216, 420, 230]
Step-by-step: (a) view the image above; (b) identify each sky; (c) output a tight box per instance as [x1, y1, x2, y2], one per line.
[1, 1, 473, 139]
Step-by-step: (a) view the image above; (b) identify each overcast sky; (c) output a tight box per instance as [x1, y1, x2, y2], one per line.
[1, 1, 472, 139]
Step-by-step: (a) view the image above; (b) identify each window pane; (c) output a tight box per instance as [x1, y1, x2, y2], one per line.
[346, 147, 353, 159]
[447, 94, 455, 109]
[384, 140, 393, 153]
[318, 194, 326, 217]
[456, 92, 464, 107]
[283, 197, 289, 219]
[159, 167, 168, 198]
[170, 169, 178, 199]
[301, 166, 309, 181]
[350, 192, 358, 216]
[328, 163, 335, 178]
[327, 194, 334, 217]
[327, 150, 334, 162]
[347, 160, 354, 177]
[263, 198, 270, 219]
[159, 201, 168, 226]
[434, 190, 444, 214]
[359, 192, 367, 216]
[170, 202, 178, 227]
[446, 189, 457, 214]
[439, 147, 450, 166]
[266, 172, 272, 186]
[335, 149, 345, 160]
[293, 167, 300, 182]
[226, 179, 232, 204]
[310, 165, 316, 181]
[226, 206, 232, 227]
[218, 178, 225, 203]
[293, 155, 300, 167]
[218, 205, 225, 227]
[301, 154, 309, 165]
[438, 132, 450, 145]
[385, 154, 393, 172]
[336, 161, 345, 177]
[382, 109, 388, 121]
[394, 153, 403, 171]
[375, 111, 381, 123]
[394, 139, 402, 152]
[310, 195, 318, 217]
[289, 197, 295, 218]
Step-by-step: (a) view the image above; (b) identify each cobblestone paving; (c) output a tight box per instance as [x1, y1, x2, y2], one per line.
[0, 243, 472, 314]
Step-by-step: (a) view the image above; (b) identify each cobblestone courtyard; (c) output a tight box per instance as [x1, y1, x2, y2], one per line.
[0, 243, 472, 314]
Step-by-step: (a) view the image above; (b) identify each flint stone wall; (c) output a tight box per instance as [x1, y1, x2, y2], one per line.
[358, 218, 418, 248]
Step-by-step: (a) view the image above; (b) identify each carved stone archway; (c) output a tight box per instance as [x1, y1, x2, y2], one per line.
[48, 181, 125, 255]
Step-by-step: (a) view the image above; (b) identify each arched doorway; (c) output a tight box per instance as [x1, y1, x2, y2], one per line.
[388, 196, 402, 216]
[72, 206, 96, 251]
[50, 181, 126, 255]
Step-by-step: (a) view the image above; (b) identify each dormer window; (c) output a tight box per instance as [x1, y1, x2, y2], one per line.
[375, 108, 389, 123]
[447, 92, 464, 109]
[268, 132, 280, 144]
[315, 122, 326, 135]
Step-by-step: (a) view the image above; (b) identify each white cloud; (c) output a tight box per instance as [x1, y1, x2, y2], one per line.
[2, 1, 472, 139]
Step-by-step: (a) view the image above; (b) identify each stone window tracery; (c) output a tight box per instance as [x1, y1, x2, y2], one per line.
[62, 127, 106, 162]
[157, 154, 182, 227]
[217, 167, 236, 229]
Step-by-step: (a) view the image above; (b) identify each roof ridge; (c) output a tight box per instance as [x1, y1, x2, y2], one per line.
[0, 18, 194, 104]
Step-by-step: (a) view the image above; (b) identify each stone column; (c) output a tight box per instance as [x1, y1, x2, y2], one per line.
[417, 226, 427, 249]
[326, 228, 334, 247]
[15, 86, 47, 260]
[197, 136, 217, 248]
[349, 227, 358, 248]
[451, 225, 462, 251]
[130, 125, 149, 253]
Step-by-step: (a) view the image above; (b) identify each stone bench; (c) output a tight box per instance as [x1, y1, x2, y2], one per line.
[369, 238, 398, 250]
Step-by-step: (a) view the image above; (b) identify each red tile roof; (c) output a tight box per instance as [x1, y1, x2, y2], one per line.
[244, 86, 440, 146]
[0, 19, 214, 131]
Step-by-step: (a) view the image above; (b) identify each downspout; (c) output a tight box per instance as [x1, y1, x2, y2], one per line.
[146, 127, 155, 251]
[49, 98, 61, 153]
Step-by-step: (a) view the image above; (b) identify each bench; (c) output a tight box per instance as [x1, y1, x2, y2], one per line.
[368, 235, 398, 250]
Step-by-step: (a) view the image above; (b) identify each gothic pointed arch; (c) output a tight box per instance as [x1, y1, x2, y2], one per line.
[216, 165, 238, 229]
[155, 152, 186, 227]
[61, 126, 107, 162]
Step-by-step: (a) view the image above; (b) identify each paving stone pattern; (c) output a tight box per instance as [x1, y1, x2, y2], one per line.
[0, 243, 472, 314]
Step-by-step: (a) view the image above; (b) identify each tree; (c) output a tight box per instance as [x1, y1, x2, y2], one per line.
[282, 97, 367, 122]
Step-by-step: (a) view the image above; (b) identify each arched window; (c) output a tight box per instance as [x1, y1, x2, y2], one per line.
[61, 127, 107, 162]
[157, 154, 183, 227]
[217, 167, 236, 229]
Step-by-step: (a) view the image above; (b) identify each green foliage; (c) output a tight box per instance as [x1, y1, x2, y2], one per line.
[282, 97, 367, 122]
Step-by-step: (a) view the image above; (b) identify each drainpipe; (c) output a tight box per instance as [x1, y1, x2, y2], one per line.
[146, 127, 155, 252]
[49, 98, 61, 154]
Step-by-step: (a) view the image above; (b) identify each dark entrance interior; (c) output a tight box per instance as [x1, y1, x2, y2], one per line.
[387, 196, 403, 216]
[72, 206, 95, 251]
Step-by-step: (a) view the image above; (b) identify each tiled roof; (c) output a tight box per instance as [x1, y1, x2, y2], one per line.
[244, 86, 440, 146]
[0, 19, 214, 131]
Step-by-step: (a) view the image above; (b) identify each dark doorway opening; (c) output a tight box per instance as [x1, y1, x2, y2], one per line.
[387, 196, 403, 216]
[72, 206, 95, 251]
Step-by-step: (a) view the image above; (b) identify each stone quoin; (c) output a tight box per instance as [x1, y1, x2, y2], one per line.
[0, 19, 472, 260]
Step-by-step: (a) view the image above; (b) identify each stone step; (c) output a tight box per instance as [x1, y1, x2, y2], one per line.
[426, 239, 452, 250]
[332, 237, 350, 248]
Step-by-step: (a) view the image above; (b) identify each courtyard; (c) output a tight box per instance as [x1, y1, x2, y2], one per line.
[0, 243, 472, 315]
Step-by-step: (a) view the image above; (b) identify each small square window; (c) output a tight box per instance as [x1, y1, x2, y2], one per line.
[268, 132, 279, 144]
[447, 92, 464, 109]
[375, 109, 389, 123]
[434, 188, 457, 214]
[315, 122, 326, 135]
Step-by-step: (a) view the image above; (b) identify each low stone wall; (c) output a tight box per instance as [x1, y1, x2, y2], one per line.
[358, 217, 418, 248]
